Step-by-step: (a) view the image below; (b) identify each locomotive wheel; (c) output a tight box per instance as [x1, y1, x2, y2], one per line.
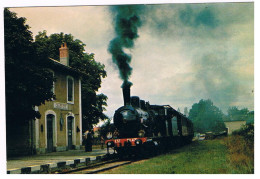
[116, 148, 134, 160]
[118, 152, 127, 160]
[116, 148, 127, 159]
[142, 141, 157, 158]
[134, 145, 145, 159]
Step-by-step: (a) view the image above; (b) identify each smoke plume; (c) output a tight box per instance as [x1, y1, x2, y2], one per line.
[108, 5, 144, 88]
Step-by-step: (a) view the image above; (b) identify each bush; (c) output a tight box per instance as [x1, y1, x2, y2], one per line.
[232, 123, 254, 144]
[224, 123, 254, 173]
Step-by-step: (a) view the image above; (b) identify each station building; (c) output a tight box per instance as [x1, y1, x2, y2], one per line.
[224, 120, 246, 135]
[7, 43, 86, 156]
[34, 43, 85, 154]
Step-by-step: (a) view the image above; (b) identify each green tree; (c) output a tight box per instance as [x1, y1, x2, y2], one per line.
[226, 106, 253, 123]
[5, 9, 56, 156]
[189, 99, 226, 133]
[100, 118, 116, 139]
[4, 9, 55, 125]
[184, 107, 188, 117]
[34, 31, 108, 130]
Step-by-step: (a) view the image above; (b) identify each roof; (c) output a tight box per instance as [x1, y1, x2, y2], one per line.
[149, 104, 188, 118]
[48, 58, 87, 77]
[224, 120, 246, 123]
[223, 118, 248, 122]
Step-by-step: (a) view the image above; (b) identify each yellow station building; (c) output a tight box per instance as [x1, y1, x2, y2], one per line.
[34, 43, 84, 153]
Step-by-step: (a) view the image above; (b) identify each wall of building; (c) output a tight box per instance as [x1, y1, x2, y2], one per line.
[37, 70, 81, 154]
[224, 121, 246, 135]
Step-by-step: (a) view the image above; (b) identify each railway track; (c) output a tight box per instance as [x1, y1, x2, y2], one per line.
[58, 158, 136, 174]
[69, 160, 131, 174]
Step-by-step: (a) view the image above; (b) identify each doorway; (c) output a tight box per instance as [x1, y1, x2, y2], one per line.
[46, 114, 54, 152]
[67, 116, 74, 150]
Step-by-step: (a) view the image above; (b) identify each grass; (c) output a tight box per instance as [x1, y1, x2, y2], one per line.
[102, 139, 228, 174]
[101, 137, 254, 174]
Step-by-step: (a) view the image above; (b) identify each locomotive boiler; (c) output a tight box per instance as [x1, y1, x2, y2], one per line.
[106, 85, 194, 157]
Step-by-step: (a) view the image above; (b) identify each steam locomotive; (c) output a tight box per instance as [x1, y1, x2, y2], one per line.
[105, 85, 194, 157]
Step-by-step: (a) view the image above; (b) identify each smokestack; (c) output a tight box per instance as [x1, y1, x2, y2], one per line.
[122, 85, 131, 106]
[121, 80, 132, 106]
[59, 43, 69, 66]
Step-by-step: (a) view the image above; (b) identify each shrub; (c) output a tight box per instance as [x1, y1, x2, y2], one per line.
[224, 123, 254, 173]
[232, 123, 254, 145]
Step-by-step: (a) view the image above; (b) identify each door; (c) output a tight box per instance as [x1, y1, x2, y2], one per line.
[67, 116, 73, 150]
[47, 114, 54, 152]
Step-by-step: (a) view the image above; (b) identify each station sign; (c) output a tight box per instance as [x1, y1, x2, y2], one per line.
[54, 102, 69, 110]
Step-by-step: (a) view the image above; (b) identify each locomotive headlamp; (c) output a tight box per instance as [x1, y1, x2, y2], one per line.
[138, 130, 145, 137]
[135, 139, 142, 145]
[107, 141, 115, 147]
[106, 132, 112, 139]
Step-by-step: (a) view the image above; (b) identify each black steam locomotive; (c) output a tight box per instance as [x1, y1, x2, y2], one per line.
[105, 85, 194, 157]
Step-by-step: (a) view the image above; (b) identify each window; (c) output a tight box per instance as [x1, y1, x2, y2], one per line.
[67, 76, 74, 103]
[51, 71, 55, 94]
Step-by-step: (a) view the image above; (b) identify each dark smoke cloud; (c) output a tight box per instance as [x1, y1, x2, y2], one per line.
[105, 3, 252, 112]
[179, 6, 219, 28]
[140, 3, 253, 111]
[191, 53, 243, 110]
[108, 5, 144, 88]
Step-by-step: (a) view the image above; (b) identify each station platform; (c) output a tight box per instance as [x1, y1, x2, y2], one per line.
[6, 146, 111, 174]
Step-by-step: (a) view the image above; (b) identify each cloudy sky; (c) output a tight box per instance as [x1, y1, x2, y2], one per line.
[8, 1, 254, 117]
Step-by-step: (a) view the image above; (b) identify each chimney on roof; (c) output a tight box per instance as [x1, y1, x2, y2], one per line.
[59, 43, 69, 66]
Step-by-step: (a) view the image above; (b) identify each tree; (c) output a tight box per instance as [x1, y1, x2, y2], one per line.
[189, 99, 226, 133]
[100, 118, 116, 139]
[227, 106, 248, 120]
[184, 107, 189, 117]
[34, 31, 108, 130]
[4, 9, 55, 125]
[226, 106, 254, 124]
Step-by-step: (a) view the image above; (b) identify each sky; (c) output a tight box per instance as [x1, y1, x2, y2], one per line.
[6, 1, 254, 118]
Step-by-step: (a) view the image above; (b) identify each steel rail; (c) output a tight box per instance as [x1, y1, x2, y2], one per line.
[58, 159, 119, 174]
[71, 160, 132, 174]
